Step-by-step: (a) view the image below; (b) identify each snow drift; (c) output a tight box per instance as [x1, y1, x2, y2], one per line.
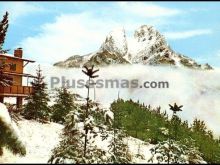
[0, 119, 63, 163]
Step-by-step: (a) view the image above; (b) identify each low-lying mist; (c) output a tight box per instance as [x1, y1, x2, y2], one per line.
[25, 64, 220, 137]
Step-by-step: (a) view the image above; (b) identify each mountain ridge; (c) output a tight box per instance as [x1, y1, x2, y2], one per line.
[54, 25, 213, 70]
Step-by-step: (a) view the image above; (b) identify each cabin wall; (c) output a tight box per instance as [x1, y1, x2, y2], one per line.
[1, 57, 24, 86]
[12, 75, 22, 85]
[0, 49, 34, 109]
[3, 58, 24, 73]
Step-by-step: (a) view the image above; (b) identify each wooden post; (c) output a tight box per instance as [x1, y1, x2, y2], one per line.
[0, 97, 4, 103]
[16, 97, 23, 108]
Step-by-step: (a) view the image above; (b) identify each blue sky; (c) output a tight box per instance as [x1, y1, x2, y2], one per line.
[0, 2, 220, 67]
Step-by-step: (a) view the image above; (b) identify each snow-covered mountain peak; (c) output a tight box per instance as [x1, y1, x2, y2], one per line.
[100, 27, 128, 56]
[134, 25, 164, 42]
[54, 25, 212, 70]
[135, 25, 153, 41]
[127, 25, 168, 64]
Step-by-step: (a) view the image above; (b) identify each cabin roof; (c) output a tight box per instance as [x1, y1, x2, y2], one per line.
[0, 54, 35, 63]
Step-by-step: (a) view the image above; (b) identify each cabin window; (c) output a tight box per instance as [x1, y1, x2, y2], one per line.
[10, 64, 16, 71]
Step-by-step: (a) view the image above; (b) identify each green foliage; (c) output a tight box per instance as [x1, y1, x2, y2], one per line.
[110, 99, 220, 163]
[190, 119, 220, 163]
[22, 66, 50, 121]
[51, 87, 74, 124]
[111, 99, 168, 143]
[149, 139, 188, 164]
[0, 58, 13, 87]
[0, 12, 12, 87]
[0, 115, 26, 156]
[90, 103, 111, 127]
[49, 97, 131, 164]
[107, 129, 131, 164]
[48, 108, 84, 163]
[191, 119, 208, 134]
[48, 106, 108, 164]
[148, 138, 203, 164]
[0, 11, 25, 157]
[107, 100, 132, 164]
[0, 11, 9, 53]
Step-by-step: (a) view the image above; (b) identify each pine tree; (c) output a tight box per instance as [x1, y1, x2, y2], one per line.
[0, 11, 9, 53]
[48, 107, 84, 163]
[148, 138, 204, 164]
[148, 103, 185, 164]
[48, 105, 107, 164]
[149, 139, 187, 164]
[0, 103, 26, 157]
[0, 11, 25, 157]
[107, 128, 131, 164]
[169, 103, 183, 115]
[0, 11, 12, 87]
[51, 87, 74, 124]
[107, 102, 131, 164]
[0, 58, 13, 87]
[81, 65, 99, 157]
[22, 65, 50, 121]
[49, 65, 113, 163]
[169, 103, 183, 140]
[191, 118, 207, 134]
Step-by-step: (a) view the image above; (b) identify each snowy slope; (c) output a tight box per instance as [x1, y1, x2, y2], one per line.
[0, 99, 207, 163]
[0, 103, 11, 124]
[126, 137, 155, 163]
[126, 25, 166, 63]
[0, 103, 26, 162]
[100, 27, 128, 56]
[0, 119, 63, 163]
[54, 25, 212, 70]
[0, 117, 156, 163]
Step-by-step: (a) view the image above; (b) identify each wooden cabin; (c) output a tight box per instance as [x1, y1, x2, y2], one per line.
[0, 48, 35, 108]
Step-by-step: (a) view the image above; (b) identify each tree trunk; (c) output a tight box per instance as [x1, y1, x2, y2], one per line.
[84, 77, 90, 157]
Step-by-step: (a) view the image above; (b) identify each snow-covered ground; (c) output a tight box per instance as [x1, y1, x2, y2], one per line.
[126, 137, 155, 163]
[0, 103, 12, 125]
[0, 102, 206, 163]
[0, 118, 157, 163]
[0, 119, 63, 163]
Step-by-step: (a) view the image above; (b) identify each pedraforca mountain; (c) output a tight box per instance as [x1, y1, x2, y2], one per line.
[54, 25, 213, 70]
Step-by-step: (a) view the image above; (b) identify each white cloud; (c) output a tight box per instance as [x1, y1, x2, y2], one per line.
[19, 12, 123, 63]
[117, 2, 182, 18]
[163, 29, 212, 40]
[19, 12, 212, 64]
[0, 2, 45, 23]
[19, 5, 179, 64]
[17, 3, 191, 64]
[26, 64, 220, 137]
[18, 2, 185, 64]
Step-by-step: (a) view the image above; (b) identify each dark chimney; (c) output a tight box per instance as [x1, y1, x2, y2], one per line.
[14, 48, 23, 58]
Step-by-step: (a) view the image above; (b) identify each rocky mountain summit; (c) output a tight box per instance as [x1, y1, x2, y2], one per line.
[54, 25, 212, 70]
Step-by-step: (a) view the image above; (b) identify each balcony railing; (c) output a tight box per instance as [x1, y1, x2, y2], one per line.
[0, 85, 33, 96]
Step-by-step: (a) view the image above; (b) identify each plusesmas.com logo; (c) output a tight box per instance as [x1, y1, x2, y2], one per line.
[50, 76, 169, 89]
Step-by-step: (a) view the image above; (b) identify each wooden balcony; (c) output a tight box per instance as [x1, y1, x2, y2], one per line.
[0, 85, 33, 97]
